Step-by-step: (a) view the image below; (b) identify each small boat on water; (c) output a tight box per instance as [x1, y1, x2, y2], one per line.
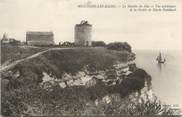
[156, 52, 166, 64]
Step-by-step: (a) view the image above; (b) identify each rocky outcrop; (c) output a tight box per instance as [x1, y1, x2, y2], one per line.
[1, 48, 157, 116]
[39, 61, 152, 100]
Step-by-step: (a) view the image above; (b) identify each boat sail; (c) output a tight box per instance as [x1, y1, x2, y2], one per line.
[156, 52, 166, 64]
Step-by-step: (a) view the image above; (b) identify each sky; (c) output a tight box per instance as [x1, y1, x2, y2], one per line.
[0, 0, 182, 50]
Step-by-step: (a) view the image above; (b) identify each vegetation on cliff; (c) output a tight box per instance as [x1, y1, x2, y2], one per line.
[1, 45, 48, 64]
[107, 42, 132, 52]
[1, 46, 180, 116]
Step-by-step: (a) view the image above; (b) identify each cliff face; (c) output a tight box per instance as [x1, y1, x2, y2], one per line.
[1, 47, 157, 116]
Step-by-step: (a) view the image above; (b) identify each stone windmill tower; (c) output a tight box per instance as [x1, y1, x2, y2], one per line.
[74, 20, 92, 46]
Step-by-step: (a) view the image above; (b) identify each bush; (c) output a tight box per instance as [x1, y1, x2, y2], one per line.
[61, 41, 75, 47]
[125, 95, 181, 116]
[92, 41, 106, 47]
[81, 92, 181, 116]
[107, 42, 132, 52]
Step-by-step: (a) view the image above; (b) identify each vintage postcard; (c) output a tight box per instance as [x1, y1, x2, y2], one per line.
[0, 0, 182, 116]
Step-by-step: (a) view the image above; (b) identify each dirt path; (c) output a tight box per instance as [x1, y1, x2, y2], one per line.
[0, 48, 70, 73]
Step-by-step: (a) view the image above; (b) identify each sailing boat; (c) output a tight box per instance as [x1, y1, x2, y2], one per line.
[156, 52, 166, 64]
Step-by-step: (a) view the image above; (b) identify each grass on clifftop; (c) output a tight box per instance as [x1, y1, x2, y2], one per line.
[11, 47, 130, 80]
[1, 45, 48, 64]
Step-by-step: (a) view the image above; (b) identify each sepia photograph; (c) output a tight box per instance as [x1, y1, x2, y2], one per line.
[0, 0, 182, 116]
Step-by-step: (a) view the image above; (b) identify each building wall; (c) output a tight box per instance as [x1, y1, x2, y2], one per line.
[26, 32, 54, 46]
[74, 22, 92, 46]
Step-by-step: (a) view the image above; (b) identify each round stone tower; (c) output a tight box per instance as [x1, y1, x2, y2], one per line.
[74, 20, 92, 46]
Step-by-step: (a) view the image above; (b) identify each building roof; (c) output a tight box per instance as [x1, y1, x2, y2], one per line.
[75, 20, 92, 26]
[26, 31, 54, 35]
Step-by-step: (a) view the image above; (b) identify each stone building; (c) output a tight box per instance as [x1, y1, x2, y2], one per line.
[74, 20, 92, 46]
[1, 33, 9, 44]
[1, 33, 20, 45]
[26, 31, 54, 46]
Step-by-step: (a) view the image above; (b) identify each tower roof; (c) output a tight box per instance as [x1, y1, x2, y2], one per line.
[76, 20, 92, 26]
[26, 31, 53, 35]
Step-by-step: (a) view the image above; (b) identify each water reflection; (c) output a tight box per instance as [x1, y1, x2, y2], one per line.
[157, 63, 166, 71]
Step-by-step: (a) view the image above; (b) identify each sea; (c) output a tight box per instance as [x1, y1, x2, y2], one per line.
[134, 49, 182, 110]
